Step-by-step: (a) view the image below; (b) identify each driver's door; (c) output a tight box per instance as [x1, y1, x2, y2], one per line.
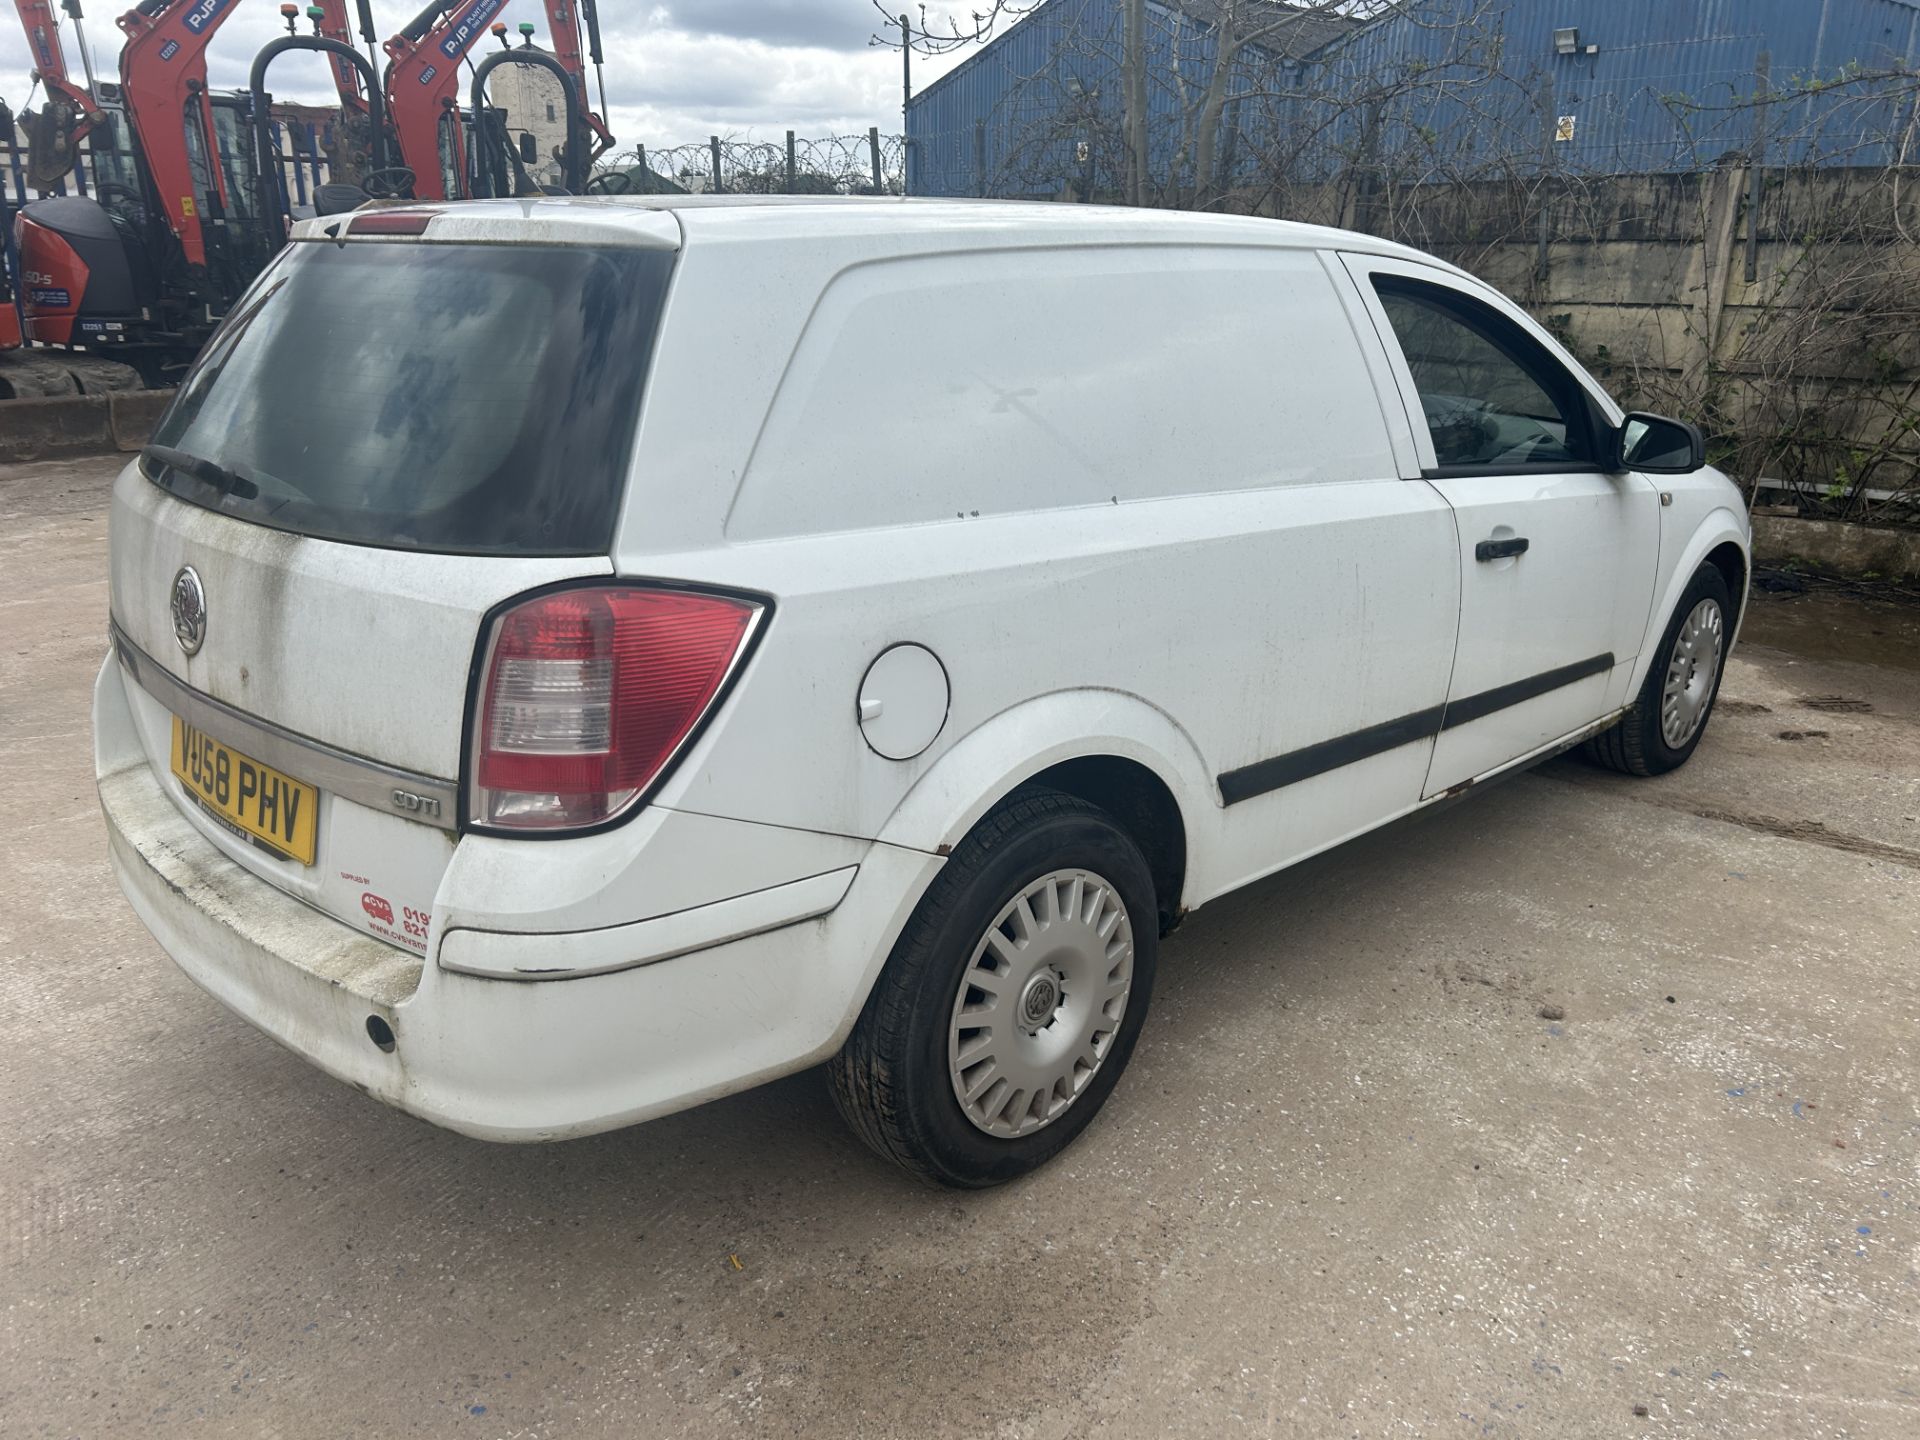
[1342, 255, 1660, 798]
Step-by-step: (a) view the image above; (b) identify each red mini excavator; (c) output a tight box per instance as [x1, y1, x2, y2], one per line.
[8, 0, 387, 388]
[113, 0, 373, 280]
[7, 0, 617, 391]
[3, 4, 147, 392]
[383, 0, 611, 201]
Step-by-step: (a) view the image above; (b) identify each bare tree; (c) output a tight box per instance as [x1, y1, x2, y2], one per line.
[869, 2, 1043, 55]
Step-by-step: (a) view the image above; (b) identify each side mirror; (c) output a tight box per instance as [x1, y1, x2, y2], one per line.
[1618, 412, 1705, 474]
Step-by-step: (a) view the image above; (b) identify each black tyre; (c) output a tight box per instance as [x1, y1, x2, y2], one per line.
[1586, 561, 1734, 776]
[829, 788, 1158, 1188]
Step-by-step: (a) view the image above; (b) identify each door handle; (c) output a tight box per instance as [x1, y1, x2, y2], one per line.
[1475, 535, 1530, 562]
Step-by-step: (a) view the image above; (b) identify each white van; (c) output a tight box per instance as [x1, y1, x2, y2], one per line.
[95, 197, 1749, 1186]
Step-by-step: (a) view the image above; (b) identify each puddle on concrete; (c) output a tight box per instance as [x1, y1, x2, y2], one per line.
[1741, 588, 1920, 672]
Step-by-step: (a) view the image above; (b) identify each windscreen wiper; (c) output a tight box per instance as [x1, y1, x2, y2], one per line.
[142, 445, 261, 501]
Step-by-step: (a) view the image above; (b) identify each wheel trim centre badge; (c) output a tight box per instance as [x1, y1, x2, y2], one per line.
[1020, 973, 1058, 1026]
[171, 565, 207, 656]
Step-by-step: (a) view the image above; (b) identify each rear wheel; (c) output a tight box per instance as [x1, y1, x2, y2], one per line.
[830, 789, 1157, 1188]
[1586, 561, 1733, 776]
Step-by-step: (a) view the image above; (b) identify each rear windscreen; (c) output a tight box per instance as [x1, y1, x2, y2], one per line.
[143, 239, 672, 556]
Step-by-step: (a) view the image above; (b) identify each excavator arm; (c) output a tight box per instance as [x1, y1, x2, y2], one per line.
[14, 1, 98, 113]
[115, 0, 251, 271]
[546, 0, 613, 160]
[382, 0, 512, 201]
[14, 1, 102, 183]
[309, 0, 377, 115]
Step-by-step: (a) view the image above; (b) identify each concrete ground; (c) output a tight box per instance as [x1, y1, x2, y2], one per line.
[3, 455, 1917, 1440]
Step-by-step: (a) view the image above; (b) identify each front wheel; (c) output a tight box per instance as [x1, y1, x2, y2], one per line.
[829, 789, 1158, 1188]
[1586, 561, 1734, 776]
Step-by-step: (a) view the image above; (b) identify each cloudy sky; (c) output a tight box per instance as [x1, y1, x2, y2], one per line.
[1, 2, 987, 151]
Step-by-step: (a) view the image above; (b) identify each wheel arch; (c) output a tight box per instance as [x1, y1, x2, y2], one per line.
[1014, 755, 1188, 933]
[1631, 507, 1751, 697]
[871, 689, 1215, 928]
[1703, 538, 1751, 633]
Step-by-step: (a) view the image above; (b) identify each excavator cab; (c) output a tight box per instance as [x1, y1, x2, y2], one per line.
[249, 7, 404, 231]
[77, 93, 144, 208]
[204, 95, 279, 292]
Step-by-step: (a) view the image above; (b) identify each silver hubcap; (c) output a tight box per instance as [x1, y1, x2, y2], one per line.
[1661, 597, 1725, 748]
[947, 868, 1135, 1139]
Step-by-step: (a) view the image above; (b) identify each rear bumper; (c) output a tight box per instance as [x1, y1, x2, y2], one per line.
[95, 655, 943, 1141]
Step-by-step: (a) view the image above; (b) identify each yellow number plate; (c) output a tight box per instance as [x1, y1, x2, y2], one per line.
[170, 716, 319, 866]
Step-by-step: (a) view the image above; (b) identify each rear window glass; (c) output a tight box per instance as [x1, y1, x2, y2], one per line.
[143, 239, 672, 555]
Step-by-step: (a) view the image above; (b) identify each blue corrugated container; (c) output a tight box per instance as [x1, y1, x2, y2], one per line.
[1327, 0, 1920, 173]
[906, 0, 1920, 195]
[908, 0, 1241, 198]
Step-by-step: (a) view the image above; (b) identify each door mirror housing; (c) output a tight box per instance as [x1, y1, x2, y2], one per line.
[1617, 412, 1705, 474]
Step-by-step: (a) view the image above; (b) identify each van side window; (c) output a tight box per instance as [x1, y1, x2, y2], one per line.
[1372, 279, 1592, 474]
[726, 248, 1400, 540]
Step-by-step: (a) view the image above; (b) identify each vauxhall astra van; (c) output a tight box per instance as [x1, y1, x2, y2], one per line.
[96, 196, 1748, 1187]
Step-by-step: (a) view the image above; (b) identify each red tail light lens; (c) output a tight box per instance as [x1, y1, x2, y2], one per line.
[471, 586, 761, 831]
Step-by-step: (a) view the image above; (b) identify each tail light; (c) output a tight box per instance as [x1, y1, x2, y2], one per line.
[469, 585, 763, 832]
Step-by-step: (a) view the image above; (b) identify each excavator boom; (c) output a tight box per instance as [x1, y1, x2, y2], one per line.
[383, 0, 511, 200]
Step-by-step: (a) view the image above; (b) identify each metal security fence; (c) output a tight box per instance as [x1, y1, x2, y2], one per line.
[3, 115, 340, 209]
[599, 131, 907, 197]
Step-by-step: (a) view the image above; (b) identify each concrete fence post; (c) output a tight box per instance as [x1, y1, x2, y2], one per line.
[870, 126, 884, 195]
[709, 134, 723, 194]
[974, 119, 986, 198]
[1700, 167, 1741, 369]
[785, 130, 796, 194]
